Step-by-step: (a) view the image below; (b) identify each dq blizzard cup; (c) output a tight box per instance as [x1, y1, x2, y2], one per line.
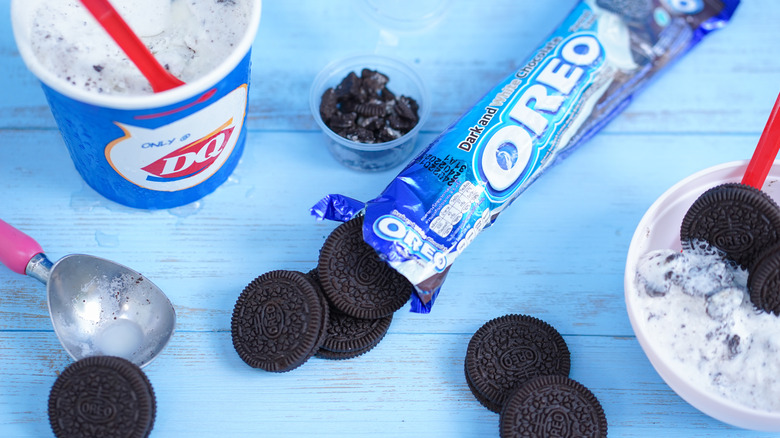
[11, 0, 262, 209]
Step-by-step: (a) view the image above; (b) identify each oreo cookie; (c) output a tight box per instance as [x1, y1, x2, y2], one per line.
[304, 269, 337, 355]
[680, 183, 780, 268]
[315, 341, 380, 360]
[231, 270, 329, 372]
[306, 267, 394, 360]
[318, 216, 412, 319]
[465, 314, 570, 413]
[748, 241, 780, 315]
[464, 361, 503, 412]
[48, 355, 156, 438]
[316, 307, 393, 360]
[499, 375, 607, 438]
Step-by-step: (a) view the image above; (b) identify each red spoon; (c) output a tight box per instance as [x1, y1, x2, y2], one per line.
[79, 0, 185, 93]
[741, 92, 780, 189]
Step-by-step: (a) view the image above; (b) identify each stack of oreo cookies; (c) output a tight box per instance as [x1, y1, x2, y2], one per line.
[310, 266, 395, 361]
[681, 183, 780, 315]
[48, 356, 157, 438]
[464, 314, 607, 438]
[231, 216, 412, 371]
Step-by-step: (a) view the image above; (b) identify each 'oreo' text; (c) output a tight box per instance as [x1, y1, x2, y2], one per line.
[374, 215, 448, 272]
[477, 34, 603, 198]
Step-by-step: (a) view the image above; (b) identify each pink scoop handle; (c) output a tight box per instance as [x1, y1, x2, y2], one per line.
[0, 219, 44, 275]
[742, 92, 780, 189]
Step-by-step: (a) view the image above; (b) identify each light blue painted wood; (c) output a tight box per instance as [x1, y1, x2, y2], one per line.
[2, 1, 780, 134]
[1, 0, 779, 437]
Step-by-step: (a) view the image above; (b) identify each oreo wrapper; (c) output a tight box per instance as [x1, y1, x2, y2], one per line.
[314, 0, 740, 312]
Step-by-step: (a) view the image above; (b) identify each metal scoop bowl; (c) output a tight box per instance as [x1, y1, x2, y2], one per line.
[0, 219, 175, 368]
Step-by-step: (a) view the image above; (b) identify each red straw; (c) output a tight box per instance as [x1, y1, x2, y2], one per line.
[79, 0, 185, 93]
[742, 92, 780, 189]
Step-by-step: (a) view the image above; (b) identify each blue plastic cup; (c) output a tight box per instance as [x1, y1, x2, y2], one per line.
[11, 0, 262, 209]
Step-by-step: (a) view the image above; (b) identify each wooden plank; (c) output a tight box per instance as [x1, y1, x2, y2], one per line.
[1, 1, 777, 436]
[0, 1, 778, 133]
[0, 331, 769, 437]
[0, 130, 756, 334]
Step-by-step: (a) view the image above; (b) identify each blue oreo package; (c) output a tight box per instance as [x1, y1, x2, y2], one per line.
[314, 0, 740, 313]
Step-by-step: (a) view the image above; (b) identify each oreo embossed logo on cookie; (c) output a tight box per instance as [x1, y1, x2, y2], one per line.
[464, 314, 571, 413]
[318, 216, 412, 319]
[499, 375, 608, 438]
[231, 270, 329, 372]
[680, 183, 780, 268]
[48, 356, 156, 438]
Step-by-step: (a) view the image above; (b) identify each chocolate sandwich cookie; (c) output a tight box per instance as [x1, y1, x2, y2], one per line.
[315, 342, 379, 360]
[318, 216, 412, 319]
[465, 314, 570, 413]
[499, 375, 607, 438]
[231, 270, 329, 372]
[308, 266, 393, 360]
[748, 242, 780, 315]
[464, 362, 502, 413]
[315, 306, 393, 360]
[304, 269, 335, 358]
[680, 183, 780, 268]
[48, 355, 156, 438]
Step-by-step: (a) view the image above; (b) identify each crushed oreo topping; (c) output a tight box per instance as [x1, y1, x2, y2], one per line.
[320, 68, 420, 144]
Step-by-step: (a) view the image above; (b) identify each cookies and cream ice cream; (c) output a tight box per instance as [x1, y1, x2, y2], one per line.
[25, 0, 252, 95]
[11, 0, 261, 209]
[634, 241, 780, 412]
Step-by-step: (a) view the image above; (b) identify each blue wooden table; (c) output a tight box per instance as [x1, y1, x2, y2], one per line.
[2, 0, 780, 436]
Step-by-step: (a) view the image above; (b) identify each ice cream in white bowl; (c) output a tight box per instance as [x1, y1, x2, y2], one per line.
[625, 160, 780, 432]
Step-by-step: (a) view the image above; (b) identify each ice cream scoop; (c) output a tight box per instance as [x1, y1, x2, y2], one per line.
[0, 219, 175, 368]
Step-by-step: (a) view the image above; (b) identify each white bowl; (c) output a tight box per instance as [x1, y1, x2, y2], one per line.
[625, 159, 780, 431]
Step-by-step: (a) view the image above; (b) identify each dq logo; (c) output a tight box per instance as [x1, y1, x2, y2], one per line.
[142, 125, 235, 182]
[105, 84, 248, 192]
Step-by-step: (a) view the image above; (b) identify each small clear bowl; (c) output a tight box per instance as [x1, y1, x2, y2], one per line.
[309, 54, 430, 172]
[356, 0, 449, 33]
[625, 160, 780, 431]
